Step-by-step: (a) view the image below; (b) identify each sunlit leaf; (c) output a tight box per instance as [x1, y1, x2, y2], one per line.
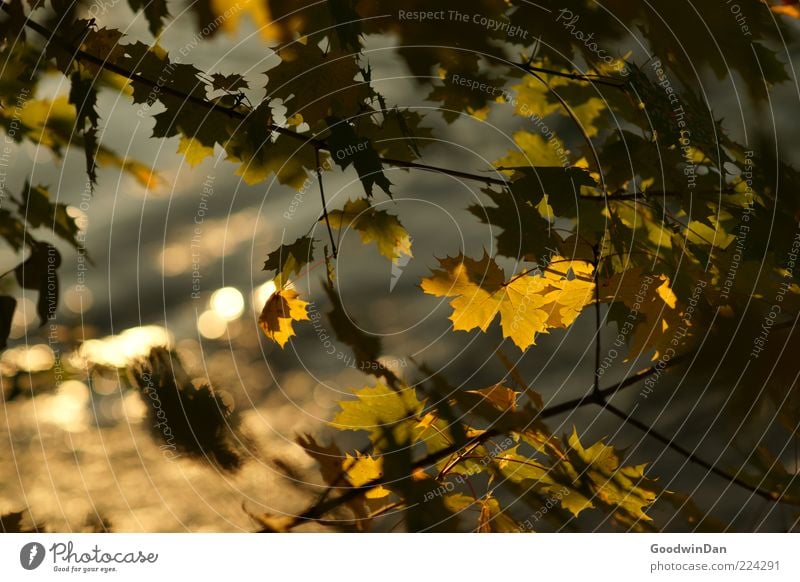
[420, 252, 595, 350]
[258, 288, 310, 347]
[327, 198, 411, 261]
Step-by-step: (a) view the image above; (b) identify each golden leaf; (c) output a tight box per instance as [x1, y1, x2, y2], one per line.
[421, 253, 595, 350]
[258, 288, 309, 348]
[327, 198, 412, 261]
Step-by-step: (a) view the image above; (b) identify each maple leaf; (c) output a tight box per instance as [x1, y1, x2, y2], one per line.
[420, 252, 595, 350]
[426, 70, 501, 123]
[564, 428, 658, 522]
[506, 73, 608, 139]
[599, 267, 683, 361]
[177, 136, 215, 167]
[258, 288, 310, 348]
[325, 119, 392, 197]
[444, 493, 519, 532]
[331, 383, 424, 446]
[343, 453, 390, 499]
[466, 385, 520, 412]
[295, 435, 384, 523]
[229, 132, 317, 190]
[504, 166, 598, 219]
[359, 109, 432, 163]
[18, 183, 81, 250]
[209, 72, 248, 93]
[470, 187, 558, 263]
[68, 70, 100, 187]
[326, 198, 411, 261]
[266, 44, 369, 127]
[266, 0, 363, 50]
[263, 236, 315, 287]
[494, 130, 569, 168]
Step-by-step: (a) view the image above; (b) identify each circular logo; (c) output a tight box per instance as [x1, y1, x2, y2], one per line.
[19, 542, 45, 570]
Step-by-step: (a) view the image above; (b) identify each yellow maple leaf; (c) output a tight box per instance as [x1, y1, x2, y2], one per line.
[258, 288, 309, 347]
[332, 383, 424, 445]
[177, 136, 215, 167]
[565, 428, 657, 522]
[420, 253, 595, 350]
[343, 453, 390, 499]
[327, 198, 412, 261]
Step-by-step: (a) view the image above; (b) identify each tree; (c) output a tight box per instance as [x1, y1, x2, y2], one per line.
[1, 0, 799, 532]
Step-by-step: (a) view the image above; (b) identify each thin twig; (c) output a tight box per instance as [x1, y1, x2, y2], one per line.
[315, 148, 337, 258]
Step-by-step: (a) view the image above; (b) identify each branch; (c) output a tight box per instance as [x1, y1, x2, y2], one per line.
[260, 428, 501, 531]
[10, 7, 669, 201]
[520, 63, 628, 90]
[601, 401, 778, 503]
